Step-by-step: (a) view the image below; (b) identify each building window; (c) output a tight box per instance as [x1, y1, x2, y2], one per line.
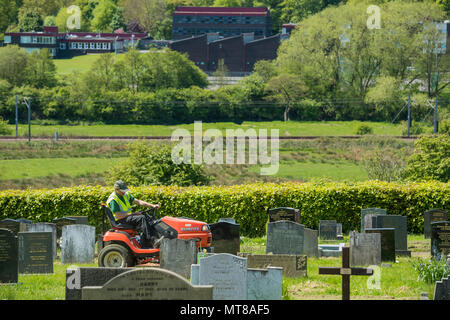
[84, 42, 89, 49]
[97, 43, 101, 49]
[4, 36, 11, 44]
[78, 42, 83, 49]
[60, 43, 66, 50]
[70, 42, 76, 49]
[102, 43, 108, 50]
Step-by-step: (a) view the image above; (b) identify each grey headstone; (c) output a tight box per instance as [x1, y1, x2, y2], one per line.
[363, 214, 384, 231]
[0, 219, 27, 235]
[18, 231, 53, 274]
[431, 221, 450, 260]
[424, 209, 448, 239]
[238, 253, 307, 278]
[65, 267, 130, 300]
[268, 207, 300, 223]
[365, 228, 396, 262]
[61, 225, 96, 264]
[303, 228, 319, 257]
[361, 208, 386, 232]
[190, 264, 200, 285]
[374, 215, 410, 256]
[27, 223, 57, 260]
[266, 221, 304, 255]
[0, 228, 18, 283]
[434, 276, 450, 300]
[349, 231, 381, 266]
[197, 253, 247, 300]
[82, 268, 213, 300]
[160, 238, 197, 279]
[53, 217, 77, 239]
[319, 220, 338, 240]
[336, 223, 343, 235]
[64, 216, 89, 225]
[209, 220, 240, 255]
[247, 267, 283, 300]
[318, 243, 345, 257]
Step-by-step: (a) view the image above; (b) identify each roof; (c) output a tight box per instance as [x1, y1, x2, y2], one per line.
[173, 6, 269, 16]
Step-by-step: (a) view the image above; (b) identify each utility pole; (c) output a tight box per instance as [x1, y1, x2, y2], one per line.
[407, 95, 411, 137]
[15, 95, 18, 138]
[23, 97, 31, 143]
[434, 97, 438, 134]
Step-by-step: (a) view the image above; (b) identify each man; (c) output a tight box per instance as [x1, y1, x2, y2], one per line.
[106, 180, 162, 248]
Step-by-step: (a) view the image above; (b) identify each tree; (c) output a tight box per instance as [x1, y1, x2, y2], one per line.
[24, 49, 57, 88]
[106, 141, 211, 186]
[264, 73, 307, 121]
[0, 0, 18, 33]
[18, 8, 44, 31]
[91, 0, 118, 32]
[402, 135, 450, 182]
[0, 46, 29, 87]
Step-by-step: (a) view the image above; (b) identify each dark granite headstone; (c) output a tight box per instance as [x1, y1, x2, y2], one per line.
[431, 221, 450, 260]
[319, 220, 338, 240]
[27, 223, 57, 260]
[434, 276, 450, 300]
[0, 228, 18, 283]
[209, 220, 240, 255]
[65, 267, 129, 300]
[268, 207, 300, 223]
[64, 216, 89, 225]
[82, 268, 213, 300]
[266, 221, 304, 255]
[361, 208, 386, 232]
[373, 215, 410, 256]
[365, 228, 396, 262]
[53, 217, 77, 239]
[18, 231, 53, 274]
[0, 219, 27, 235]
[424, 209, 448, 239]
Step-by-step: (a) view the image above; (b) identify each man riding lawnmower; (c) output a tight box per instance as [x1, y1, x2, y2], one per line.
[106, 180, 163, 248]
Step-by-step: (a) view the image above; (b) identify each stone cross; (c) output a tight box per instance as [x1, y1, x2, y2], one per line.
[318, 246, 373, 300]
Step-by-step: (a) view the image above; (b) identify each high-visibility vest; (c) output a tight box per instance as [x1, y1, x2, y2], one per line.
[106, 191, 132, 220]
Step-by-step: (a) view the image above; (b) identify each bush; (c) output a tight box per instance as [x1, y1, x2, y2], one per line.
[440, 119, 450, 135]
[356, 124, 373, 135]
[0, 117, 11, 135]
[0, 181, 448, 237]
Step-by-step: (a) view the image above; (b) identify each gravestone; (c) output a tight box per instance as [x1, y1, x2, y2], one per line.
[319, 243, 345, 257]
[361, 208, 386, 232]
[247, 267, 283, 300]
[373, 215, 410, 256]
[424, 209, 448, 239]
[303, 228, 319, 257]
[65, 216, 89, 225]
[218, 218, 236, 224]
[61, 225, 96, 264]
[53, 217, 77, 239]
[209, 220, 240, 255]
[18, 231, 53, 274]
[363, 213, 384, 231]
[160, 238, 197, 279]
[349, 231, 381, 266]
[0, 228, 18, 283]
[365, 228, 396, 262]
[431, 221, 450, 260]
[0, 219, 27, 235]
[196, 253, 247, 300]
[267, 207, 300, 223]
[266, 221, 304, 255]
[434, 276, 450, 300]
[82, 268, 213, 300]
[238, 253, 307, 277]
[27, 223, 57, 260]
[66, 267, 130, 300]
[336, 223, 344, 240]
[319, 220, 338, 240]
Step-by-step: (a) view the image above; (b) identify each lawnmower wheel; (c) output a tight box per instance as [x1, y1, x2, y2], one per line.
[98, 244, 135, 268]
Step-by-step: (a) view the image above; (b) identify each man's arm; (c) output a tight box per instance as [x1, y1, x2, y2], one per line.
[133, 198, 159, 209]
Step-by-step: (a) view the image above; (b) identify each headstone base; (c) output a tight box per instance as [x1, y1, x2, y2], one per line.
[395, 250, 411, 257]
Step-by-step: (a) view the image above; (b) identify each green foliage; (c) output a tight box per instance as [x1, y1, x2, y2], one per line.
[403, 135, 450, 182]
[440, 119, 450, 134]
[18, 8, 43, 31]
[410, 258, 450, 283]
[356, 124, 373, 135]
[0, 181, 448, 237]
[0, 116, 11, 135]
[362, 149, 405, 182]
[106, 141, 211, 187]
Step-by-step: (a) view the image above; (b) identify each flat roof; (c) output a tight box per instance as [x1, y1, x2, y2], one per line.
[173, 6, 269, 16]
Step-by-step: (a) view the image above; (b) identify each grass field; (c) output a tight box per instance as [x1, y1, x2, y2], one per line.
[8, 120, 416, 137]
[0, 235, 437, 300]
[53, 54, 111, 75]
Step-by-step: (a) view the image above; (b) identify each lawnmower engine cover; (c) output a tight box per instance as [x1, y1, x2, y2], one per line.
[153, 216, 212, 248]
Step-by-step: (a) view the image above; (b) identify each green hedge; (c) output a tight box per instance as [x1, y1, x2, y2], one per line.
[0, 181, 448, 237]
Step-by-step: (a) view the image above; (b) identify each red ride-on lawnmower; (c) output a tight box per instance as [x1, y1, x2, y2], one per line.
[98, 203, 212, 267]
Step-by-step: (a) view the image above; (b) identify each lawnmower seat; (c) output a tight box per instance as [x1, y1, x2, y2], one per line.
[102, 205, 135, 230]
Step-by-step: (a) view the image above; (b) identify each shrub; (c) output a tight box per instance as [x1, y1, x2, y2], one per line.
[356, 124, 373, 135]
[0, 117, 11, 135]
